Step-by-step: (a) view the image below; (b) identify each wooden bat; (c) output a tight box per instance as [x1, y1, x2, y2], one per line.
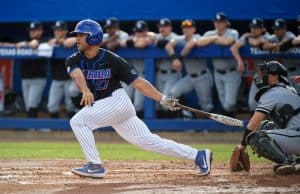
[176, 102, 244, 127]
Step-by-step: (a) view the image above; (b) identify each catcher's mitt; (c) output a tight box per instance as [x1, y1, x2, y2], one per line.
[230, 147, 250, 172]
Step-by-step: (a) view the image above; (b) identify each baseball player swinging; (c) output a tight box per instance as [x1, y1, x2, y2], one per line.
[231, 61, 300, 175]
[65, 19, 212, 178]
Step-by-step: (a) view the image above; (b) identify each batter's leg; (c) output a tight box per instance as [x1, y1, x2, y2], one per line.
[113, 116, 198, 159]
[112, 115, 212, 175]
[70, 89, 136, 164]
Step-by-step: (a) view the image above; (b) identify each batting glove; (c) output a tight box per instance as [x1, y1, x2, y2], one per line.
[160, 95, 180, 111]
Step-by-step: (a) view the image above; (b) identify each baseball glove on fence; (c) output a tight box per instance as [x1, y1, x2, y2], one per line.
[230, 147, 250, 172]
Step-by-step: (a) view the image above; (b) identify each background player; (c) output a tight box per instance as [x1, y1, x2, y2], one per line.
[202, 12, 239, 115]
[263, 19, 299, 92]
[100, 17, 128, 51]
[231, 18, 268, 112]
[236, 61, 300, 175]
[165, 19, 214, 113]
[15, 21, 47, 118]
[66, 19, 212, 178]
[154, 18, 180, 112]
[181, 13, 239, 115]
[121, 20, 156, 117]
[47, 21, 76, 118]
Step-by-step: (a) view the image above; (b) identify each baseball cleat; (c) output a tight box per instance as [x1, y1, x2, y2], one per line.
[195, 149, 212, 176]
[275, 164, 295, 175]
[71, 162, 106, 178]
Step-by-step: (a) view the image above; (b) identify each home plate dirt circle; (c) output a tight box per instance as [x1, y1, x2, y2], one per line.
[0, 159, 299, 193]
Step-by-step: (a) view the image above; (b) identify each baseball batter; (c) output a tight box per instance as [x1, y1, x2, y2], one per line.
[237, 61, 300, 175]
[66, 19, 212, 178]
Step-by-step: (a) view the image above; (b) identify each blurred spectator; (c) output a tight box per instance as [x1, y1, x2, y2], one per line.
[47, 21, 76, 118]
[15, 21, 47, 118]
[231, 18, 268, 111]
[165, 19, 214, 113]
[154, 18, 180, 111]
[263, 19, 300, 92]
[121, 20, 156, 117]
[100, 17, 128, 51]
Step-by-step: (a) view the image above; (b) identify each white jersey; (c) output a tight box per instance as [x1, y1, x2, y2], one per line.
[174, 34, 207, 74]
[103, 30, 129, 43]
[204, 28, 239, 70]
[156, 32, 178, 70]
[239, 33, 267, 66]
[266, 31, 297, 70]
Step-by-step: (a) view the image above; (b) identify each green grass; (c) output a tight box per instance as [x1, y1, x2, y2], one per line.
[0, 142, 267, 162]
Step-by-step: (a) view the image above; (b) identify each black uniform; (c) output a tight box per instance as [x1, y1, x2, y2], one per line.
[65, 48, 138, 101]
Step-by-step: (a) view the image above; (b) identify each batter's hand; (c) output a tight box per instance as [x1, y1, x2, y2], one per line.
[80, 89, 94, 107]
[160, 95, 180, 111]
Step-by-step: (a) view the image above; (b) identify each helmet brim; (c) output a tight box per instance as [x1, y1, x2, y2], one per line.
[69, 31, 92, 35]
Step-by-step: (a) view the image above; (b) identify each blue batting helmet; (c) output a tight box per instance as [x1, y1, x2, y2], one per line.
[71, 19, 103, 45]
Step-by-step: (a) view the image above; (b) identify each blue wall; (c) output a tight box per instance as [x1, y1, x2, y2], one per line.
[2, 0, 300, 22]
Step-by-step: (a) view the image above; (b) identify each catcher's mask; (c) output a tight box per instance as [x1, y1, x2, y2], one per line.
[254, 61, 288, 89]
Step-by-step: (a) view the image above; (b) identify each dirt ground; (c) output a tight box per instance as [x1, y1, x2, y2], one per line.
[0, 159, 299, 194]
[0, 131, 299, 193]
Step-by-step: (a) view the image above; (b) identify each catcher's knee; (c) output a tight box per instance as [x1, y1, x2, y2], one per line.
[246, 131, 294, 164]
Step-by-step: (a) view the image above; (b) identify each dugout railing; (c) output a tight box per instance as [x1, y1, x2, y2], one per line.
[0, 45, 299, 131]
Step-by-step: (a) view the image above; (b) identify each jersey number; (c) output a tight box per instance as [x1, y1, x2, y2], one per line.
[95, 80, 109, 90]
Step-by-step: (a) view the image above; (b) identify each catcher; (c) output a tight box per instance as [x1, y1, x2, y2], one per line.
[230, 61, 300, 175]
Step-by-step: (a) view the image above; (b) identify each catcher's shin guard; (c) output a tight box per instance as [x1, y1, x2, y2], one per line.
[246, 131, 295, 165]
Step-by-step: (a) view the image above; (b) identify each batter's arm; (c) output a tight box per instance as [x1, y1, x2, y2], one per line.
[69, 68, 94, 106]
[131, 77, 162, 102]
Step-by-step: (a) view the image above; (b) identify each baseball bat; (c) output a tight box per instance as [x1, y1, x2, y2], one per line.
[175, 102, 244, 127]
